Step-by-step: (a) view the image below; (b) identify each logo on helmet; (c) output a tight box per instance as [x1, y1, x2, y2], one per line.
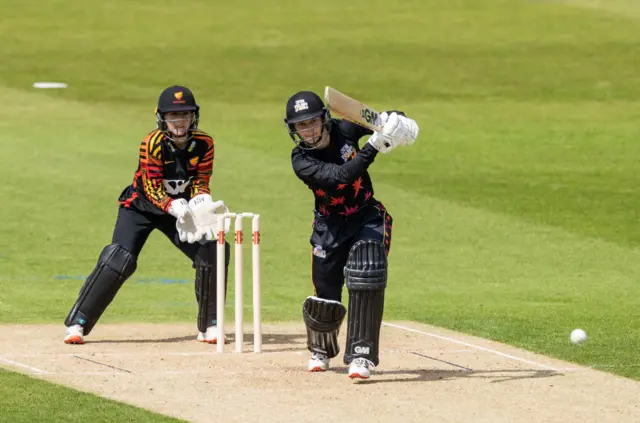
[294, 99, 309, 113]
[173, 91, 185, 104]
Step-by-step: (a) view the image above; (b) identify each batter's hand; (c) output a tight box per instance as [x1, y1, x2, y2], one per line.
[377, 112, 419, 147]
[366, 131, 397, 153]
[396, 115, 419, 146]
[368, 112, 410, 153]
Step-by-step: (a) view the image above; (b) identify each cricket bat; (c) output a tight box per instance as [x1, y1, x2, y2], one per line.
[324, 86, 383, 132]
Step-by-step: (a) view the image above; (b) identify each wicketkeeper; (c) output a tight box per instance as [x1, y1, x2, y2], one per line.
[63, 85, 231, 345]
[284, 90, 419, 379]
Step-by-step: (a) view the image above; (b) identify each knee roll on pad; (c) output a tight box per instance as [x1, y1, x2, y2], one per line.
[344, 239, 387, 289]
[64, 244, 137, 335]
[343, 240, 387, 366]
[303, 296, 346, 358]
[194, 241, 230, 333]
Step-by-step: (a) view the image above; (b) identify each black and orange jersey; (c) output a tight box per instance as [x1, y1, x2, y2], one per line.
[291, 119, 379, 217]
[118, 129, 214, 215]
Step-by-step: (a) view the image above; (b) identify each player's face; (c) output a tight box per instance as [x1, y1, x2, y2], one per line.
[294, 117, 329, 148]
[165, 111, 192, 140]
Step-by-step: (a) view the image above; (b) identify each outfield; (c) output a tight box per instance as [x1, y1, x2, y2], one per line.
[1, 0, 639, 421]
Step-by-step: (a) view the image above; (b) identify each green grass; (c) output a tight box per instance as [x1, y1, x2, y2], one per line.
[561, 0, 640, 17]
[0, 369, 185, 423]
[0, 0, 639, 420]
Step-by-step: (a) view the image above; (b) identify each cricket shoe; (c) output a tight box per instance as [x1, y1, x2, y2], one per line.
[308, 352, 330, 372]
[348, 357, 374, 380]
[63, 324, 84, 345]
[197, 326, 229, 344]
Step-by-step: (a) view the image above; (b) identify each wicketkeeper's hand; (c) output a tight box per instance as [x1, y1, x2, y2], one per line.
[188, 194, 230, 242]
[176, 210, 201, 244]
[168, 198, 190, 219]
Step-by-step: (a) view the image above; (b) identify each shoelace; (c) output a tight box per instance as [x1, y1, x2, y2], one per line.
[352, 357, 375, 369]
[312, 353, 328, 361]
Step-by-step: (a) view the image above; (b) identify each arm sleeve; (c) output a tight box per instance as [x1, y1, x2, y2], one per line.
[190, 135, 214, 197]
[140, 131, 172, 212]
[291, 143, 378, 188]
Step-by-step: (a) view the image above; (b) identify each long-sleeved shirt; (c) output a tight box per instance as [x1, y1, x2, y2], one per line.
[291, 119, 379, 217]
[118, 129, 214, 215]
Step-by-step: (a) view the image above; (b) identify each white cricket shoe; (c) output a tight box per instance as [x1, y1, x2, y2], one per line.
[63, 324, 84, 345]
[197, 326, 228, 344]
[308, 352, 330, 372]
[348, 357, 374, 380]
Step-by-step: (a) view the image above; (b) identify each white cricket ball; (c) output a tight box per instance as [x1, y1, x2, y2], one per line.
[570, 328, 587, 345]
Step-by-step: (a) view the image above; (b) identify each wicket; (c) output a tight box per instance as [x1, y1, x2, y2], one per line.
[215, 212, 261, 353]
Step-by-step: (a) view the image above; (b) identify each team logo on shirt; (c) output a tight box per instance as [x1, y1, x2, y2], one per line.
[340, 144, 356, 162]
[163, 176, 193, 195]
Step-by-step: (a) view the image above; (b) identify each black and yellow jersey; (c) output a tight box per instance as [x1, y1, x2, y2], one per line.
[118, 129, 214, 215]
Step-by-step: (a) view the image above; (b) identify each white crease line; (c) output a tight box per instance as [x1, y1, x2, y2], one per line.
[35, 370, 248, 376]
[383, 322, 560, 371]
[0, 357, 50, 374]
[168, 351, 295, 356]
[0, 349, 303, 358]
[2, 323, 578, 373]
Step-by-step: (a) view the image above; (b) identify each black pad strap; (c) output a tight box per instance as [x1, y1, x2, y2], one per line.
[194, 242, 229, 333]
[303, 296, 346, 358]
[343, 240, 387, 366]
[64, 244, 137, 335]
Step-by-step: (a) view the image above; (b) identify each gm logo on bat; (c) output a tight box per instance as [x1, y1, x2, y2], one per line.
[361, 108, 378, 125]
